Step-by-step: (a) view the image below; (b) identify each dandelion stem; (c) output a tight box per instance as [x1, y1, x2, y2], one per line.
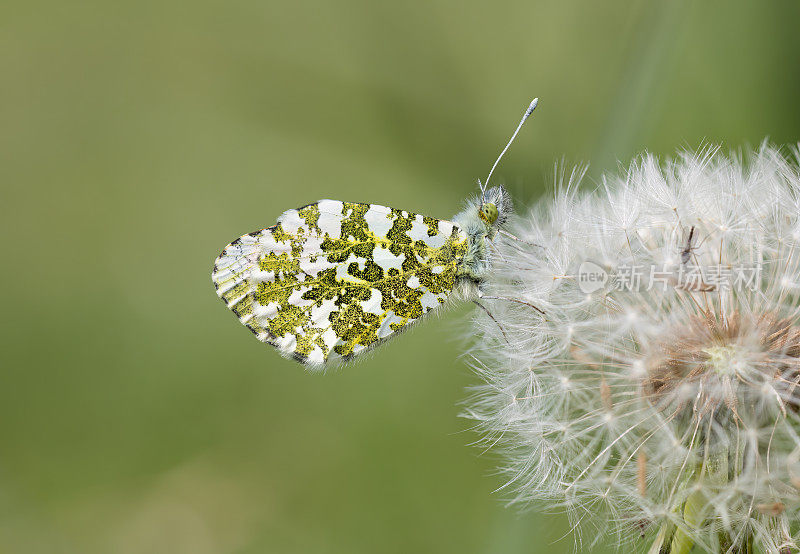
[647, 522, 675, 554]
[669, 484, 705, 554]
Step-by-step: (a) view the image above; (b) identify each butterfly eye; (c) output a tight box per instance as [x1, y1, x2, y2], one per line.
[480, 203, 499, 225]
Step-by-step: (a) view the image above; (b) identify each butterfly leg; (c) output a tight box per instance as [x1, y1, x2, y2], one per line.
[473, 300, 509, 344]
[497, 228, 545, 248]
[480, 295, 547, 317]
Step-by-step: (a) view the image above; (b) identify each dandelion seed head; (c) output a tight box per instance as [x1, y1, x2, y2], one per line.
[468, 144, 800, 551]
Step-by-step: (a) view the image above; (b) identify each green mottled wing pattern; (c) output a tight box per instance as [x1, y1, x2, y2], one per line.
[212, 200, 469, 366]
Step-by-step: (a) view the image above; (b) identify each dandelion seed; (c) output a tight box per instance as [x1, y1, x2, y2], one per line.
[468, 144, 800, 553]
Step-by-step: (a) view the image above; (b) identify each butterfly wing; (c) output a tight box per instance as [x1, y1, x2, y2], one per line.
[212, 200, 469, 366]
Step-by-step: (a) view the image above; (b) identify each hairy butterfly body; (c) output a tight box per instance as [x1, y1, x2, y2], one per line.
[212, 99, 536, 367]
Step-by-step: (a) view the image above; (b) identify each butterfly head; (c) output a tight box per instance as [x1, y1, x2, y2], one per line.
[477, 185, 512, 230]
[479, 202, 498, 225]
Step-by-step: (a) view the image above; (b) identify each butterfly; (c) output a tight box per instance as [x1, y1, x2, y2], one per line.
[212, 99, 540, 366]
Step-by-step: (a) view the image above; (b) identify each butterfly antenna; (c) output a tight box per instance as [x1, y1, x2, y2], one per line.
[477, 179, 487, 204]
[483, 97, 539, 190]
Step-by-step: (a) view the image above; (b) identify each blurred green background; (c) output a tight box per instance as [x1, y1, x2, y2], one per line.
[3, 0, 800, 552]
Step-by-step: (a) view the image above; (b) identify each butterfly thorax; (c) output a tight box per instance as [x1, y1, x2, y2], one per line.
[451, 185, 512, 290]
